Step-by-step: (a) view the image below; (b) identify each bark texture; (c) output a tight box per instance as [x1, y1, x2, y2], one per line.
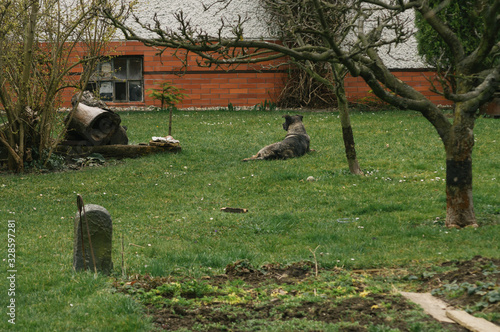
[444, 106, 478, 228]
[342, 125, 363, 175]
[446, 160, 477, 228]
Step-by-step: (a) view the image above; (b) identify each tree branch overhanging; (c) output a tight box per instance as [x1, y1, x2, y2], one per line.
[444, 67, 500, 104]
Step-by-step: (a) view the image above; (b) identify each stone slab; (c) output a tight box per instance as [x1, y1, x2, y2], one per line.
[446, 309, 500, 332]
[73, 204, 113, 274]
[400, 292, 500, 331]
[399, 292, 455, 323]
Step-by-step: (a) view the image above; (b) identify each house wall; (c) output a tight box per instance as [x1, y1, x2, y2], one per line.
[62, 41, 288, 109]
[127, 0, 427, 69]
[344, 71, 452, 107]
[63, 40, 451, 109]
[61, 1, 452, 109]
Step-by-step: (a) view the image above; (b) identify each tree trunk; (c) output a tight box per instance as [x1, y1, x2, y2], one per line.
[334, 65, 363, 175]
[446, 159, 477, 228]
[7, 1, 40, 173]
[444, 105, 478, 228]
[342, 124, 363, 175]
[0, 132, 23, 171]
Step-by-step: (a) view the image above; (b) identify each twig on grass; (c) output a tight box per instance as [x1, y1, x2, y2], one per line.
[121, 233, 126, 279]
[309, 245, 320, 278]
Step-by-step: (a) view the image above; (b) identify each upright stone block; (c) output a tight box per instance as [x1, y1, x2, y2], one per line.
[73, 204, 113, 274]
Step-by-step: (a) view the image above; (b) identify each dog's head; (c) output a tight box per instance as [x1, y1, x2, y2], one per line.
[283, 114, 304, 131]
[282, 114, 304, 131]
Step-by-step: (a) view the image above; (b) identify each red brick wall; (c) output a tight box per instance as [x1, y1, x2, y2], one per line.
[62, 41, 287, 109]
[344, 71, 452, 106]
[62, 41, 451, 108]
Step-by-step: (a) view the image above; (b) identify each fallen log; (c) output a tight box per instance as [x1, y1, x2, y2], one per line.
[65, 103, 124, 145]
[56, 142, 181, 159]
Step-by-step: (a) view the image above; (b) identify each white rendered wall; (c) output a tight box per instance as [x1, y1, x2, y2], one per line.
[127, 0, 426, 69]
[366, 9, 427, 69]
[126, 0, 268, 39]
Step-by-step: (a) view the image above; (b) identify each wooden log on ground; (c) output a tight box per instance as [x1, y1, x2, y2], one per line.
[108, 126, 129, 145]
[66, 103, 123, 145]
[56, 142, 181, 159]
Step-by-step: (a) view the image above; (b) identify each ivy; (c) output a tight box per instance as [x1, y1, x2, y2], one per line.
[414, 0, 499, 93]
[415, 0, 486, 69]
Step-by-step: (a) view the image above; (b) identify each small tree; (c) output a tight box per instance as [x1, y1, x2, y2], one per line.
[148, 82, 186, 136]
[0, 0, 119, 172]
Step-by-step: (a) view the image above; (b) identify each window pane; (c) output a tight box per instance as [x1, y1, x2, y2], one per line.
[100, 61, 113, 79]
[128, 58, 142, 79]
[99, 81, 113, 101]
[115, 82, 127, 101]
[129, 81, 143, 102]
[114, 58, 127, 80]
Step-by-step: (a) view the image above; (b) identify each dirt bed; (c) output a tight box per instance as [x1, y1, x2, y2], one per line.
[115, 256, 499, 331]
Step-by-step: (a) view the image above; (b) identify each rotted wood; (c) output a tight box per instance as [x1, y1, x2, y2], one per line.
[220, 207, 249, 213]
[65, 104, 123, 145]
[56, 142, 181, 159]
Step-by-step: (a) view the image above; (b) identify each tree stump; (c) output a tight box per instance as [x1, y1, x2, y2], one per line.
[73, 204, 113, 275]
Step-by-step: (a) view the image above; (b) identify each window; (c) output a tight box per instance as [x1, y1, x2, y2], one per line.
[87, 57, 143, 102]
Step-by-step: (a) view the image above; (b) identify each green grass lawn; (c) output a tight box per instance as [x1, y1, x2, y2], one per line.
[0, 109, 498, 330]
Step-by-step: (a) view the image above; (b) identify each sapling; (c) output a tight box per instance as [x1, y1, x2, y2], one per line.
[148, 82, 186, 136]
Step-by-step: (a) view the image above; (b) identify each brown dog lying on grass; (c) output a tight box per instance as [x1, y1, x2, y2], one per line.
[242, 114, 310, 161]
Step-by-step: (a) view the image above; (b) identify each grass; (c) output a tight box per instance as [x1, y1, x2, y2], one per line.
[0, 108, 498, 330]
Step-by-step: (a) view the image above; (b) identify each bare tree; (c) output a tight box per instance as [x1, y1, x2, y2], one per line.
[103, 0, 499, 228]
[0, 0, 119, 172]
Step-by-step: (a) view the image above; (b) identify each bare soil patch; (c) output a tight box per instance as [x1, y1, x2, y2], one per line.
[115, 256, 499, 331]
[417, 255, 500, 315]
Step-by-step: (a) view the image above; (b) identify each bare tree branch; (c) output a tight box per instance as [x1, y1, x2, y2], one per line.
[445, 67, 500, 103]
